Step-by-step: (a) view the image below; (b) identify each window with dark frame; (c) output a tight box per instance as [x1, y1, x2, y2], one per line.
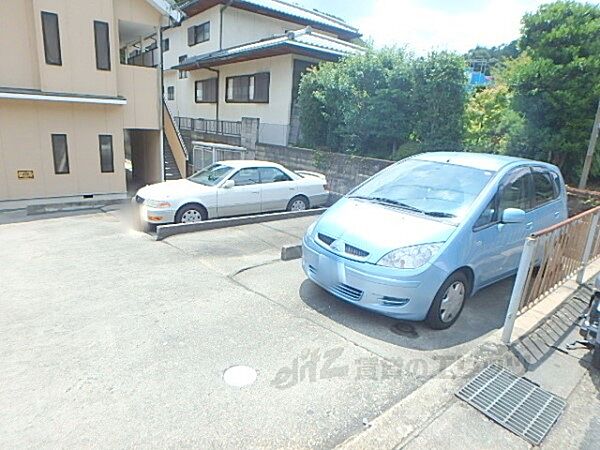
[51, 134, 69, 174]
[232, 168, 260, 186]
[226, 73, 270, 103]
[94, 20, 111, 71]
[532, 170, 557, 208]
[187, 22, 210, 46]
[162, 38, 170, 52]
[167, 86, 175, 101]
[178, 55, 188, 79]
[259, 167, 291, 183]
[41, 11, 62, 65]
[99, 135, 114, 173]
[195, 79, 217, 103]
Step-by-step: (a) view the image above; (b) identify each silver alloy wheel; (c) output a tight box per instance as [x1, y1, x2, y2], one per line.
[290, 199, 307, 211]
[439, 281, 465, 323]
[181, 209, 203, 223]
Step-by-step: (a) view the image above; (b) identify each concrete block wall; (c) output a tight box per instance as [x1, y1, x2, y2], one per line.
[256, 143, 394, 194]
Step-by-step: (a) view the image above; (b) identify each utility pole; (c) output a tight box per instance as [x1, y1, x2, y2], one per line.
[579, 98, 600, 190]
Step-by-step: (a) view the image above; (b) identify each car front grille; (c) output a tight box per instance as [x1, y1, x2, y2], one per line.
[345, 244, 369, 258]
[317, 233, 370, 259]
[330, 283, 363, 302]
[318, 233, 335, 246]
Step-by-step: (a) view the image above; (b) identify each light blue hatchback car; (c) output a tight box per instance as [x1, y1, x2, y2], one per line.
[302, 152, 568, 329]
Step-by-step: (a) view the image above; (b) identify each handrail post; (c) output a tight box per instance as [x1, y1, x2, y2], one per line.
[502, 237, 537, 345]
[577, 212, 600, 284]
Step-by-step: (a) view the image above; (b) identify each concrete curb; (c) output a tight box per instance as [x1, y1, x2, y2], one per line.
[155, 208, 325, 241]
[281, 244, 302, 261]
[336, 264, 600, 450]
[27, 199, 128, 215]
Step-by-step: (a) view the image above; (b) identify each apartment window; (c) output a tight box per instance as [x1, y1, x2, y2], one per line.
[51, 134, 69, 174]
[41, 11, 62, 65]
[226, 73, 270, 103]
[99, 135, 114, 173]
[94, 21, 111, 71]
[162, 38, 170, 52]
[178, 55, 188, 79]
[195, 79, 217, 103]
[167, 86, 175, 101]
[188, 22, 210, 46]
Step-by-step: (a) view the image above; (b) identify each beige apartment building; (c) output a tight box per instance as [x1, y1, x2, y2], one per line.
[163, 0, 364, 147]
[0, 0, 181, 210]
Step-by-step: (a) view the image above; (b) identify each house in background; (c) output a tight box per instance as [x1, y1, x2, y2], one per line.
[163, 0, 363, 147]
[0, 0, 181, 210]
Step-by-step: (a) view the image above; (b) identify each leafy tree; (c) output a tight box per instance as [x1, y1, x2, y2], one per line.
[503, 1, 600, 180]
[299, 49, 467, 159]
[464, 84, 524, 153]
[410, 52, 467, 152]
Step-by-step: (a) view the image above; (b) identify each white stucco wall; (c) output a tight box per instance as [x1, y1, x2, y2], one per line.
[164, 54, 296, 145]
[162, 5, 221, 70]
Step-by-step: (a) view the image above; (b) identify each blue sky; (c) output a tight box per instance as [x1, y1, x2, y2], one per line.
[295, 0, 578, 53]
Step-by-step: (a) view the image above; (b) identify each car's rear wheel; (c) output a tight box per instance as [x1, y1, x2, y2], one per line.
[425, 271, 470, 330]
[175, 204, 207, 224]
[287, 196, 309, 212]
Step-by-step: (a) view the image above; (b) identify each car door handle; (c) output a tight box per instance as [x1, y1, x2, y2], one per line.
[251, 191, 260, 194]
[554, 211, 560, 218]
[526, 222, 533, 230]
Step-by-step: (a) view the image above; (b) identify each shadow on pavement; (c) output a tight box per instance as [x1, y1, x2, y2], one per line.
[298, 276, 514, 351]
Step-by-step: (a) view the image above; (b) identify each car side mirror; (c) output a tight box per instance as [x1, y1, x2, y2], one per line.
[501, 208, 526, 224]
[222, 180, 235, 189]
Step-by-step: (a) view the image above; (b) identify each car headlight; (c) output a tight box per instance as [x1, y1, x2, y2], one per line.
[144, 199, 172, 209]
[377, 243, 444, 269]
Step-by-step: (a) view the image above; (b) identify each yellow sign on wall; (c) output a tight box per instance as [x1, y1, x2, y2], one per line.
[17, 170, 34, 180]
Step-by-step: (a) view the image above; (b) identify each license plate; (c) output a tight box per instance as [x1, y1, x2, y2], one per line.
[319, 254, 346, 285]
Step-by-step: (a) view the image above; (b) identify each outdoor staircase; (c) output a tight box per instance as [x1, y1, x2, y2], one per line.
[163, 136, 181, 180]
[162, 100, 189, 181]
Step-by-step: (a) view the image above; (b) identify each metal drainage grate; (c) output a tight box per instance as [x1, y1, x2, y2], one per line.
[457, 364, 566, 446]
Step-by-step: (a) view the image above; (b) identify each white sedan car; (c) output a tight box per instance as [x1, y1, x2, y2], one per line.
[134, 160, 329, 225]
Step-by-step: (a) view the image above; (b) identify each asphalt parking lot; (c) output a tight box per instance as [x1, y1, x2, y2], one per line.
[0, 207, 514, 448]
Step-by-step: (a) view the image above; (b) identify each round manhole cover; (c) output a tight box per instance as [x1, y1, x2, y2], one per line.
[223, 366, 257, 387]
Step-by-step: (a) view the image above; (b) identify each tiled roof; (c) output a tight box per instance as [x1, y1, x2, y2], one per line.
[173, 27, 364, 70]
[237, 0, 358, 35]
[180, 0, 359, 37]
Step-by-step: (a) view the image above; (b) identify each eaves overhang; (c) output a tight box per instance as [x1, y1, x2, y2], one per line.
[0, 87, 127, 105]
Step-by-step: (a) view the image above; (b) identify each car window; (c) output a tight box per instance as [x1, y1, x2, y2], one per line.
[499, 169, 532, 212]
[188, 163, 233, 186]
[232, 168, 260, 186]
[474, 197, 498, 229]
[532, 170, 556, 207]
[260, 167, 291, 184]
[348, 159, 496, 222]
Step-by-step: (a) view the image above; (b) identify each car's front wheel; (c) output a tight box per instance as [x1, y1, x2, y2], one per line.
[175, 204, 207, 224]
[425, 271, 470, 330]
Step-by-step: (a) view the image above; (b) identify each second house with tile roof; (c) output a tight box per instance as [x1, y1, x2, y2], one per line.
[163, 0, 364, 148]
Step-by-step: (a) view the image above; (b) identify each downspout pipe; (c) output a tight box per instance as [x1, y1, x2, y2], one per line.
[220, 0, 235, 50]
[206, 66, 220, 123]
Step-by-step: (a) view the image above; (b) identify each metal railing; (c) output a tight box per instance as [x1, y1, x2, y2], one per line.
[192, 142, 252, 172]
[502, 206, 600, 343]
[175, 117, 241, 137]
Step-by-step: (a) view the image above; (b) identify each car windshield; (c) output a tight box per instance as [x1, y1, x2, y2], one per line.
[349, 158, 496, 222]
[188, 164, 233, 186]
